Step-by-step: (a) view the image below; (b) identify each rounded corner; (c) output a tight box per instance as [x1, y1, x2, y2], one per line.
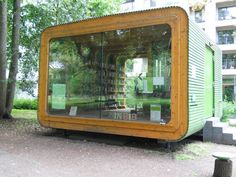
[173, 6, 189, 19]
[37, 115, 49, 128]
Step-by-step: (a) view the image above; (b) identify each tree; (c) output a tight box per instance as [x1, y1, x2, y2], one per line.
[0, 0, 122, 119]
[0, 0, 7, 118]
[0, 0, 21, 119]
[18, 0, 123, 96]
[18, 3, 53, 96]
[5, 0, 21, 118]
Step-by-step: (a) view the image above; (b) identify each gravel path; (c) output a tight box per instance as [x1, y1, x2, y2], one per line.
[0, 118, 236, 177]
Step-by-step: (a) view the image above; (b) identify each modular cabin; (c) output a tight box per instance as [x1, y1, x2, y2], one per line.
[38, 7, 222, 141]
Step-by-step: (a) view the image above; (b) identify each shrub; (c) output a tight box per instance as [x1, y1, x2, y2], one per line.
[13, 99, 38, 110]
[223, 86, 234, 102]
[222, 101, 236, 122]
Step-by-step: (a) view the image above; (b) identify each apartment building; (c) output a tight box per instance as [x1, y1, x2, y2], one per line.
[122, 0, 236, 100]
[189, 0, 236, 100]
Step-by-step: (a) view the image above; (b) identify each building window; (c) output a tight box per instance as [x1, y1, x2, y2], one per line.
[150, 0, 156, 7]
[218, 6, 236, 20]
[217, 30, 235, 44]
[48, 24, 172, 124]
[123, 0, 135, 3]
[222, 53, 236, 69]
[194, 9, 205, 23]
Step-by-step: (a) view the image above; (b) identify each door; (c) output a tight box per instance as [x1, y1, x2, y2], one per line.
[204, 46, 214, 117]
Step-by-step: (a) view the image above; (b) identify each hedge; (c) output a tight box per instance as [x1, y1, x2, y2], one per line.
[13, 99, 38, 110]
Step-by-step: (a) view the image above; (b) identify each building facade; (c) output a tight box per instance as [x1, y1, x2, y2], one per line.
[189, 0, 236, 101]
[122, 0, 236, 101]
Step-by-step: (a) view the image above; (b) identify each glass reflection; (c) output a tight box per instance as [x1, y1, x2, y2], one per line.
[101, 25, 171, 123]
[48, 24, 172, 124]
[48, 34, 102, 118]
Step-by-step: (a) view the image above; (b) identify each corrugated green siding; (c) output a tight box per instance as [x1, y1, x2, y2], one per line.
[204, 46, 214, 117]
[185, 19, 222, 137]
[213, 43, 223, 118]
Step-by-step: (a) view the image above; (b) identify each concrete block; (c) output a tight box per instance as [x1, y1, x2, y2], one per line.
[222, 133, 233, 145]
[229, 119, 236, 126]
[233, 134, 236, 146]
[203, 125, 213, 142]
[205, 120, 213, 127]
[206, 117, 220, 126]
[233, 140, 236, 146]
[212, 123, 228, 144]
[203, 117, 220, 142]
[213, 128, 223, 144]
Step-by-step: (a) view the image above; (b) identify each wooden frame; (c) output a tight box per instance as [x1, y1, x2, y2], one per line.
[38, 7, 188, 141]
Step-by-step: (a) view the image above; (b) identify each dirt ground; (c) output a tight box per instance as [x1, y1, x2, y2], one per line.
[0, 118, 236, 177]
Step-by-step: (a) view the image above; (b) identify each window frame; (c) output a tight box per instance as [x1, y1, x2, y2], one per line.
[39, 8, 188, 140]
[218, 5, 236, 21]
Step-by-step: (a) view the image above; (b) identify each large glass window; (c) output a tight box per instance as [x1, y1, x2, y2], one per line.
[48, 33, 102, 118]
[222, 53, 236, 69]
[48, 24, 172, 124]
[218, 6, 236, 20]
[217, 30, 235, 44]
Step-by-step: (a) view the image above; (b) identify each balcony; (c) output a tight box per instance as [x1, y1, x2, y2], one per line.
[216, 19, 236, 28]
[219, 44, 236, 52]
[222, 69, 236, 76]
[222, 55, 236, 76]
[217, 29, 236, 52]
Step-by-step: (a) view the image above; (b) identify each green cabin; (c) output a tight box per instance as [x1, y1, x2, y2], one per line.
[38, 7, 222, 141]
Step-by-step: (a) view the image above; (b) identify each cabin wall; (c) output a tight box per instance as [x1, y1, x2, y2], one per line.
[213, 44, 223, 119]
[38, 7, 221, 140]
[186, 19, 222, 137]
[38, 7, 189, 141]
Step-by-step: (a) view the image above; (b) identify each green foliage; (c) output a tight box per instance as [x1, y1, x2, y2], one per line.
[6, 0, 13, 63]
[223, 86, 234, 102]
[13, 99, 38, 110]
[8, 0, 123, 96]
[222, 101, 236, 122]
[86, 0, 123, 18]
[49, 39, 99, 97]
[70, 69, 98, 96]
[18, 4, 54, 96]
[44, 0, 123, 24]
[11, 109, 37, 119]
[126, 59, 134, 72]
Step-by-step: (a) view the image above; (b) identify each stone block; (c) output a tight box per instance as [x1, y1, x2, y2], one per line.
[203, 125, 212, 142]
[203, 117, 220, 142]
[222, 133, 233, 145]
[212, 127, 223, 144]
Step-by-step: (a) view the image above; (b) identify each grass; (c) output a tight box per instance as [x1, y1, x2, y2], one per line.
[12, 109, 37, 120]
[174, 142, 212, 160]
[0, 109, 39, 133]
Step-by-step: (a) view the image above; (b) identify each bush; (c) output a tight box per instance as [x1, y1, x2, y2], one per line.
[13, 99, 38, 110]
[222, 101, 236, 122]
[223, 86, 234, 102]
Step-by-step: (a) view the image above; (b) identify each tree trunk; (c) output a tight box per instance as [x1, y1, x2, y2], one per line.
[213, 159, 232, 177]
[0, 0, 7, 119]
[4, 0, 21, 118]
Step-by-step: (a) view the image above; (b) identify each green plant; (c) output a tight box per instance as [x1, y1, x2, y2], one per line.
[12, 109, 37, 119]
[223, 86, 234, 102]
[222, 101, 236, 122]
[13, 99, 38, 110]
